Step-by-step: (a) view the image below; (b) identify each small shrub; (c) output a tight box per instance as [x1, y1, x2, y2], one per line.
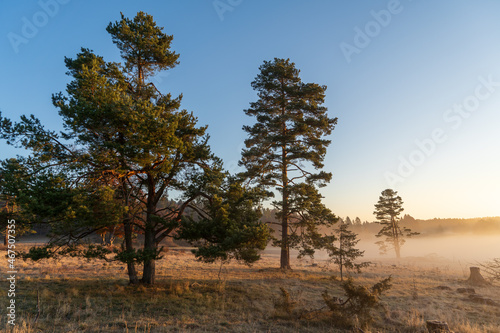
[168, 280, 190, 296]
[273, 287, 298, 318]
[322, 276, 392, 327]
[411, 277, 418, 300]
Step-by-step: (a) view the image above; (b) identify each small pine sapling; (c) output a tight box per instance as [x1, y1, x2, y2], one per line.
[326, 221, 370, 281]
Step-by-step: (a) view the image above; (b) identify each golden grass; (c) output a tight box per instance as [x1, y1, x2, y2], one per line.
[0, 245, 499, 332]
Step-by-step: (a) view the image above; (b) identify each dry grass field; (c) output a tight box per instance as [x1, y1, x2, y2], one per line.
[1, 244, 499, 333]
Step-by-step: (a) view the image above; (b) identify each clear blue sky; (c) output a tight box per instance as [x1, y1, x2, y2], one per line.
[1, 0, 500, 221]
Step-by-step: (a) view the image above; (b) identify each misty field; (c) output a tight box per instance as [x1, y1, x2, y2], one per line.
[1, 242, 499, 333]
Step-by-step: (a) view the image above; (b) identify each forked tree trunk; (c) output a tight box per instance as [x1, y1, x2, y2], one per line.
[467, 267, 489, 286]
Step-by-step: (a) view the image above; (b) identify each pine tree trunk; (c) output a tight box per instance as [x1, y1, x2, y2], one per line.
[280, 140, 291, 270]
[339, 230, 344, 281]
[142, 175, 157, 284]
[394, 241, 401, 259]
[142, 259, 155, 284]
[280, 188, 291, 270]
[142, 227, 156, 284]
[4, 203, 10, 246]
[392, 216, 401, 259]
[127, 262, 139, 284]
[280, 235, 290, 269]
[121, 179, 139, 284]
[123, 218, 139, 284]
[339, 257, 343, 281]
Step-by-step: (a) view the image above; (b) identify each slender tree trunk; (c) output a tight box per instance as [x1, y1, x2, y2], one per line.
[142, 174, 156, 284]
[339, 229, 343, 281]
[339, 257, 343, 281]
[280, 98, 291, 270]
[280, 182, 290, 269]
[394, 242, 401, 259]
[142, 226, 156, 284]
[392, 216, 401, 259]
[4, 202, 10, 246]
[123, 218, 139, 284]
[117, 138, 139, 284]
[280, 143, 291, 270]
[121, 179, 139, 284]
[280, 192, 290, 270]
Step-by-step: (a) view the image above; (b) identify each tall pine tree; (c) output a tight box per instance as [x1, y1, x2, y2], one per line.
[240, 58, 337, 269]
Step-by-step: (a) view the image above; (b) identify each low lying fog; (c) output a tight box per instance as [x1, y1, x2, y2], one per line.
[356, 234, 500, 261]
[265, 234, 500, 263]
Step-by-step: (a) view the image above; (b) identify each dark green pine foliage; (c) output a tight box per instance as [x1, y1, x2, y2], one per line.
[178, 178, 270, 265]
[0, 159, 35, 245]
[373, 189, 418, 258]
[240, 58, 338, 269]
[0, 157, 126, 256]
[326, 221, 369, 281]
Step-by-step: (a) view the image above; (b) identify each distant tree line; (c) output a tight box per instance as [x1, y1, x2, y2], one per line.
[346, 216, 500, 238]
